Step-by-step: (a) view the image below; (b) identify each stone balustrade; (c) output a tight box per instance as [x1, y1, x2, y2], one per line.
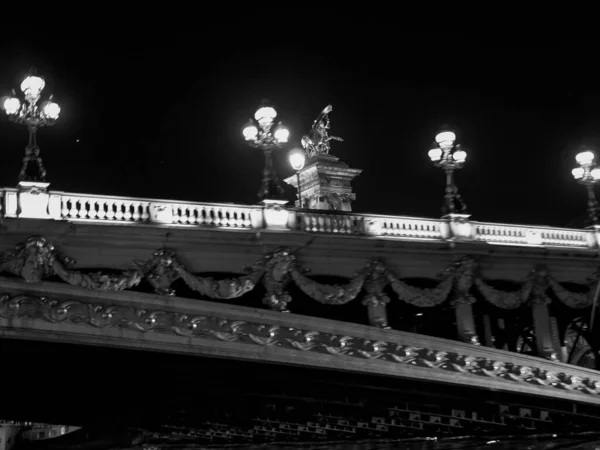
[0, 187, 597, 250]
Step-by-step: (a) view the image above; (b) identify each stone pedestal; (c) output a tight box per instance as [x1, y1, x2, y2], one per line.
[261, 199, 293, 230]
[586, 224, 600, 249]
[17, 181, 51, 219]
[284, 154, 362, 211]
[441, 213, 474, 240]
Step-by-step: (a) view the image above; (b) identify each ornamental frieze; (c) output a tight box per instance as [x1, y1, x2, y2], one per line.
[1, 292, 599, 398]
[0, 236, 597, 315]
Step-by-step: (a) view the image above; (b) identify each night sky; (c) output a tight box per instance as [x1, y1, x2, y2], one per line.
[1, 29, 598, 228]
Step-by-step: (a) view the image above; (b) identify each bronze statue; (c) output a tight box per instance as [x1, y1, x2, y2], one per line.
[301, 105, 343, 158]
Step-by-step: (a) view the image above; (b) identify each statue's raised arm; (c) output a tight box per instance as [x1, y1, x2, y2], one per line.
[302, 105, 343, 158]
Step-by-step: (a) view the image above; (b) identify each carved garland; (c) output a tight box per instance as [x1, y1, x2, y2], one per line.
[0, 237, 597, 318]
[1, 293, 599, 398]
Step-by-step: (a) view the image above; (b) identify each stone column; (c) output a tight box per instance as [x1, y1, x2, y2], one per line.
[482, 314, 494, 347]
[528, 266, 559, 360]
[450, 257, 479, 344]
[452, 296, 480, 344]
[531, 296, 558, 360]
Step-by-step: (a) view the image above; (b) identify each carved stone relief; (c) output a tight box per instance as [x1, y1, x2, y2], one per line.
[1, 292, 599, 399]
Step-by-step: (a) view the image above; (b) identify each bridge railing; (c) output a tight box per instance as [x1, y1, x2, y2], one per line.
[1, 187, 597, 249]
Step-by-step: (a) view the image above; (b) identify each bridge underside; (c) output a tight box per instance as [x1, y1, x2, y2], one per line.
[2, 338, 600, 444]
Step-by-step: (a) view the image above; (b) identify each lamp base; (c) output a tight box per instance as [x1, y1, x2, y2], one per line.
[17, 181, 51, 219]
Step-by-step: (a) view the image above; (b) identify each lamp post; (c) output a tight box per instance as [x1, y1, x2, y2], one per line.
[288, 148, 306, 208]
[242, 103, 290, 201]
[428, 130, 467, 215]
[3, 74, 60, 183]
[572, 151, 600, 225]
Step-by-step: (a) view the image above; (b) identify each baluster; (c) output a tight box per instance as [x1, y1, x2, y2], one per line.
[132, 202, 140, 221]
[336, 216, 343, 233]
[87, 200, 98, 219]
[170, 206, 179, 224]
[114, 201, 123, 220]
[77, 199, 88, 219]
[223, 209, 231, 227]
[61, 197, 70, 218]
[140, 203, 149, 221]
[186, 206, 195, 224]
[352, 216, 360, 234]
[206, 207, 214, 226]
[339, 215, 346, 233]
[178, 207, 186, 224]
[327, 215, 334, 233]
[315, 214, 323, 232]
[104, 201, 113, 220]
[97, 201, 107, 220]
[195, 207, 204, 226]
[122, 201, 131, 221]
[320, 215, 328, 233]
[69, 198, 79, 218]
[300, 213, 308, 231]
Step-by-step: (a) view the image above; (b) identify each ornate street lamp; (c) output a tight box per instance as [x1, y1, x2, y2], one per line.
[572, 151, 600, 224]
[288, 148, 306, 208]
[428, 129, 467, 215]
[242, 102, 290, 201]
[3, 74, 60, 182]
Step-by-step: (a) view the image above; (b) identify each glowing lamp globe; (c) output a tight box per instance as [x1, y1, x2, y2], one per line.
[42, 101, 60, 120]
[428, 148, 442, 162]
[572, 167, 585, 179]
[453, 150, 467, 162]
[3, 97, 21, 115]
[576, 151, 595, 166]
[242, 124, 258, 141]
[435, 131, 456, 147]
[20, 75, 45, 98]
[254, 106, 277, 124]
[592, 168, 600, 180]
[273, 126, 289, 143]
[289, 149, 306, 171]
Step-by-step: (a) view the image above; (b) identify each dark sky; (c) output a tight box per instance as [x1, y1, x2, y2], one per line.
[0, 27, 598, 227]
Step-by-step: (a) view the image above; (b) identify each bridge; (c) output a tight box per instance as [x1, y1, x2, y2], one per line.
[2, 178, 600, 444]
[1, 91, 600, 443]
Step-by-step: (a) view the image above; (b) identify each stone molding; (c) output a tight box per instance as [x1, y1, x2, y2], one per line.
[1, 281, 599, 404]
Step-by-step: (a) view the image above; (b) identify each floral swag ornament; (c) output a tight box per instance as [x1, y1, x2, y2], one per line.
[0, 237, 597, 329]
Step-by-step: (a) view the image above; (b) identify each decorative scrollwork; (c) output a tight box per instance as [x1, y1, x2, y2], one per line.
[2, 236, 600, 321]
[449, 256, 477, 306]
[361, 259, 391, 328]
[261, 248, 295, 312]
[0, 237, 61, 283]
[133, 249, 179, 296]
[3, 292, 600, 399]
